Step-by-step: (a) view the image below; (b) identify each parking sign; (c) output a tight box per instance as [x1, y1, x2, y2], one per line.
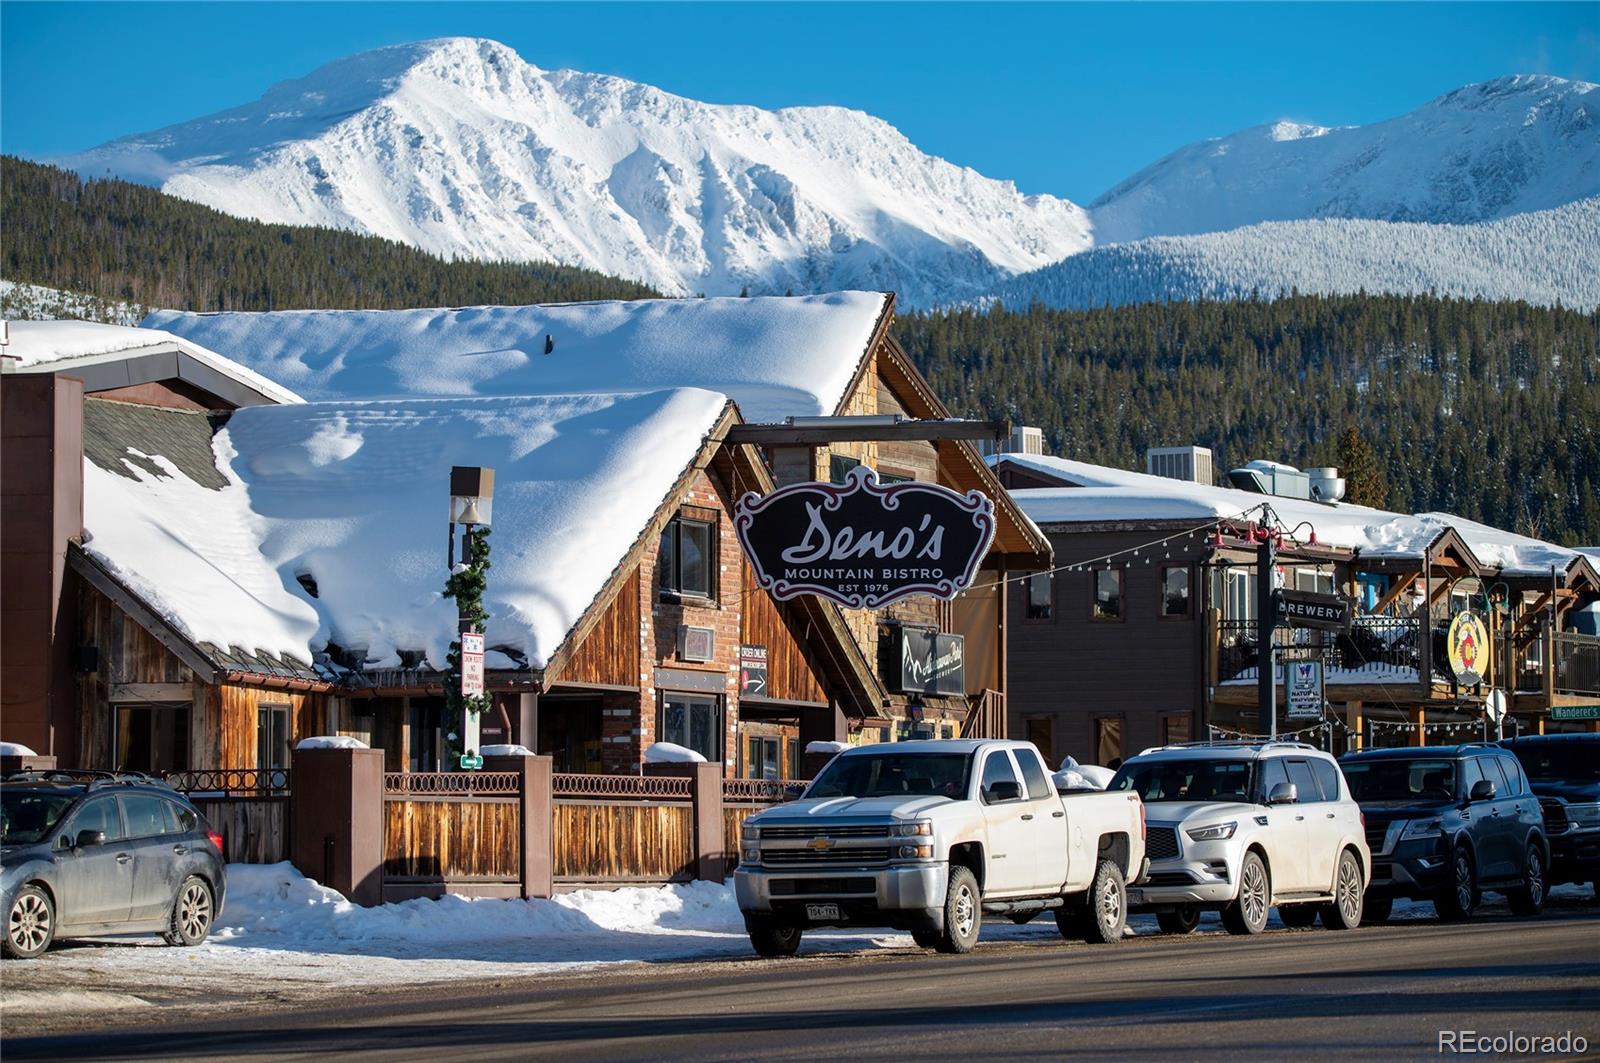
[460, 631, 485, 697]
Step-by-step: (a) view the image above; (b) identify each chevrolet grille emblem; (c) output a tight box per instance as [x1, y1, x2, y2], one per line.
[807, 837, 835, 850]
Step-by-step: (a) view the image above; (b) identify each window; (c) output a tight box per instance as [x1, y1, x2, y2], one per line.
[746, 736, 781, 780]
[1285, 759, 1319, 802]
[1092, 568, 1124, 621]
[659, 516, 714, 599]
[173, 802, 199, 833]
[1025, 716, 1055, 767]
[829, 454, 861, 483]
[122, 794, 179, 838]
[1162, 566, 1191, 617]
[659, 693, 722, 763]
[114, 703, 190, 774]
[1093, 716, 1123, 766]
[980, 751, 1022, 802]
[1025, 572, 1054, 620]
[258, 704, 290, 770]
[1459, 756, 1485, 798]
[1256, 758, 1290, 801]
[1310, 759, 1342, 802]
[1162, 713, 1192, 745]
[1295, 568, 1335, 594]
[1015, 748, 1054, 801]
[1114, 759, 1253, 803]
[68, 797, 125, 842]
[1225, 569, 1257, 622]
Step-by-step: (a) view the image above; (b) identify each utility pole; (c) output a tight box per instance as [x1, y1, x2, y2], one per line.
[1257, 517, 1278, 740]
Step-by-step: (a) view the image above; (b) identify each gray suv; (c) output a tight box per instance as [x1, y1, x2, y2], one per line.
[1, 771, 227, 959]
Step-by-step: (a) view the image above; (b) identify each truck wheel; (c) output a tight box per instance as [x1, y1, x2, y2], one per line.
[1434, 845, 1476, 922]
[1320, 849, 1364, 930]
[1507, 844, 1547, 917]
[1221, 852, 1270, 935]
[937, 866, 982, 954]
[748, 922, 803, 958]
[1156, 905, 1200, 935]
[1080, 859, 1127, 944]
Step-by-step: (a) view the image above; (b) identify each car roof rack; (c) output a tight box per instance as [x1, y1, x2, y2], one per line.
[1139, 739, 1318, 755]
[0, 769, 172, 791]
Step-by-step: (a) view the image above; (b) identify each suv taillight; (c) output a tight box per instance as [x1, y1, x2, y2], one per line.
[207, 830, 224, 853]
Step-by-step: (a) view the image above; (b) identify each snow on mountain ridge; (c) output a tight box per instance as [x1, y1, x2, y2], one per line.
[59, 37, 1090, 306]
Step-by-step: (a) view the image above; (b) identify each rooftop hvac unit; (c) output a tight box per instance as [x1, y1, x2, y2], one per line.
[1011, 426, 1044, 456]
[1307, 468, 1347, 503]
[1146, 446, 1214, 485]
[1226, 460, 1312, 500]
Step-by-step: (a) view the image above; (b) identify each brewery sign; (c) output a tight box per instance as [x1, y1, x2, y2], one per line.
[1447, 611, 1490, 686]
[1284, 660, 1324, 719]
[735, 466, 996, 609]
[1272, 589, 1351, 631]
[884, 624, 967, 698]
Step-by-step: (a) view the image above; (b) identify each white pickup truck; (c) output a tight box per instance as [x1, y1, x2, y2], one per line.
[733, 739, 1147, 956]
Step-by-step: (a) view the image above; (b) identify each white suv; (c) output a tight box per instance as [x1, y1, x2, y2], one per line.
[1111, 741, 1370, 935]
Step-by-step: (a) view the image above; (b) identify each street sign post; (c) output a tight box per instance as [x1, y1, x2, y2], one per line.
[1284, 660, 1324, 720]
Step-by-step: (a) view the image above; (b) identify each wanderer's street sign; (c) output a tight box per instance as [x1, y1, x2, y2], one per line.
[735, 466, 995, 610]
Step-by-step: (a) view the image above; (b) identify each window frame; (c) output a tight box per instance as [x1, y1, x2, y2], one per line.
[659, 511, 718, 602]
[1092, 714, 1125, 766]
[1090, 565, 1126, 623]
[1160, 563, 1192, 620]
[657, 691, 724, 764]
[1024, 570, 1056, 622]
[1024, 715, 1055, 768]
[257, 703, 291, 770]
[979, 750, 1024, 804]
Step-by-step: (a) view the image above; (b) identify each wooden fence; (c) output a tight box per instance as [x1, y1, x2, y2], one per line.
[165, 768, 291, 864]
[552, 773, 696, 884]
[382, 771, 523, 900]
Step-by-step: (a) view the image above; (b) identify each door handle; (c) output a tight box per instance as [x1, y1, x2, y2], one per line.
[1325, 813, 1336, 819]
[1021, 813, 1034, 821]
[1294, 815, 1305, 821]
[172, 845, 189, 856]
[1052, 811, 1065, 818]
[115, 853, 131, 864]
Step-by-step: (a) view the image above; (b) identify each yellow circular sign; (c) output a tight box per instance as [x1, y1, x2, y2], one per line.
[1447, 611, 1489, 685]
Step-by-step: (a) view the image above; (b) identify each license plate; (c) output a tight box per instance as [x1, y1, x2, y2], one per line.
[805, 903, 842, 921]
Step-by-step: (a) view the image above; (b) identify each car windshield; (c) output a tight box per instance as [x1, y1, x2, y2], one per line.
[806, 753, 972, 800]
[1109, 759, 1254, 803]
[1, 790, 78, 846]
[1508, 745, 1600, 783]
[1342, 759, 1458, 803]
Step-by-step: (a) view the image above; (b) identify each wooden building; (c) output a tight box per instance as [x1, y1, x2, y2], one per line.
[993, 451, 1600, 764]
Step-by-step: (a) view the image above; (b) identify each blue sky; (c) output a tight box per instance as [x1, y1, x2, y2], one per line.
[2, 2, 1595, 202]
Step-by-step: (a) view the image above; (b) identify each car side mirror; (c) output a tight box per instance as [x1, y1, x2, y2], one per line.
[75, 829, 106, 849]
[984, 780, 1022, 804]
[1470, 779, 1496, 802]
[1267, 782, 1298, 805]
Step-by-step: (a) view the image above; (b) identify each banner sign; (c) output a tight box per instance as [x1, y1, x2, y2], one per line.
[460, 631, 485, 697]
[1284, 659, 1324, 719]
[1446, 611, 1489, 686]
[1273, 589, 1351, 631]
[739, 644, 769, 698]
[885, 625, 966, 697]
[735, 466, 995, 609]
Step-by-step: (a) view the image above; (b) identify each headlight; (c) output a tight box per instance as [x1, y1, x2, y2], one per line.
[741, 823, 760, 842]
[1400, 818, 1444, 840]
[893, 821, 933, 837]
[1186, 821, 1237, 842]
[741, 847, 759, 864]
[896, 844, 934, 859]
[1564, 802, 1600, 827]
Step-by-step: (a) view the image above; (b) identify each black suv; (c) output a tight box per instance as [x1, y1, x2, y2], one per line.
[1339, 745, 1548, 922]
[1499, 734, 1600, 898]
[1, 771, 227, 959]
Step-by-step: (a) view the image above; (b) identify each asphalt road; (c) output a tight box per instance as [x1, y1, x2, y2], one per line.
[6, 909, 1598, 1062]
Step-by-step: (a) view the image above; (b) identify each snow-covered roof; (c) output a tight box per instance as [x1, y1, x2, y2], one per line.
[141, 292, 889, 424]
[2, 319, 303, 406]
[82, 388, 731, 671]
[993, 452, 1583, 579]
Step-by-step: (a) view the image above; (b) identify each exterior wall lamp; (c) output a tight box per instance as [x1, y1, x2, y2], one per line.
[447, 465, 494, 568]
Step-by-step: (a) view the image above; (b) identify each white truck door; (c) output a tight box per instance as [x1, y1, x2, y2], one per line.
[1014, 747, 1072, 891]
[978, 749, 1035, 897]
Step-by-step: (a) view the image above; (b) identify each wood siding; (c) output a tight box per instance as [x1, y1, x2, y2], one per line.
[191, 797, 288, 864]
[210, 683, 324, 770]
[383, 798, 521, 881]
[739, 560, 828, 705]
[77, 580, 193, 767]
[552, 801, 694, 882]
[559, 569, 642, 688]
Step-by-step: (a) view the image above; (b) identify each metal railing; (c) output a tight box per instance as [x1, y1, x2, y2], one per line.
[1554, 632, 1600, 696]
[552, 773, 693, 800]
[383, 771, 521, 796]
[1216, 615, 1422, 683]
[165, 768, 290, 795]
[723, 778, 796, 803]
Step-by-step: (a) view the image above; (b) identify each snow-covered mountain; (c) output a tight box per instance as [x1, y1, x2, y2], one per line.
[1090, 75, 1598, 244]
[990, 197, 1600, 312]
[55, 37, 1089, 307]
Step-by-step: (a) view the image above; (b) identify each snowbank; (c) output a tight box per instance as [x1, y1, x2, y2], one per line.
[0, 741, 39, 757]
[480, 744, 534, 757]
[805, 740, 851, 754]
[296, 736, 368, 750]
[644, 742, 706, 764]
[145, 293, 889, 423]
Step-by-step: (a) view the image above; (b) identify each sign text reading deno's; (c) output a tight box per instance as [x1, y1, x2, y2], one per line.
[735, 466, 996, 609]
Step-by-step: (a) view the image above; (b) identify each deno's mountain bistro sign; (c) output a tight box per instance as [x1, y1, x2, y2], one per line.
[735, 466, 996, 610]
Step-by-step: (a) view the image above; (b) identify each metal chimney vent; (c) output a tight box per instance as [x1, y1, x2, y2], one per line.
[1307, 468, 1347, 503]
